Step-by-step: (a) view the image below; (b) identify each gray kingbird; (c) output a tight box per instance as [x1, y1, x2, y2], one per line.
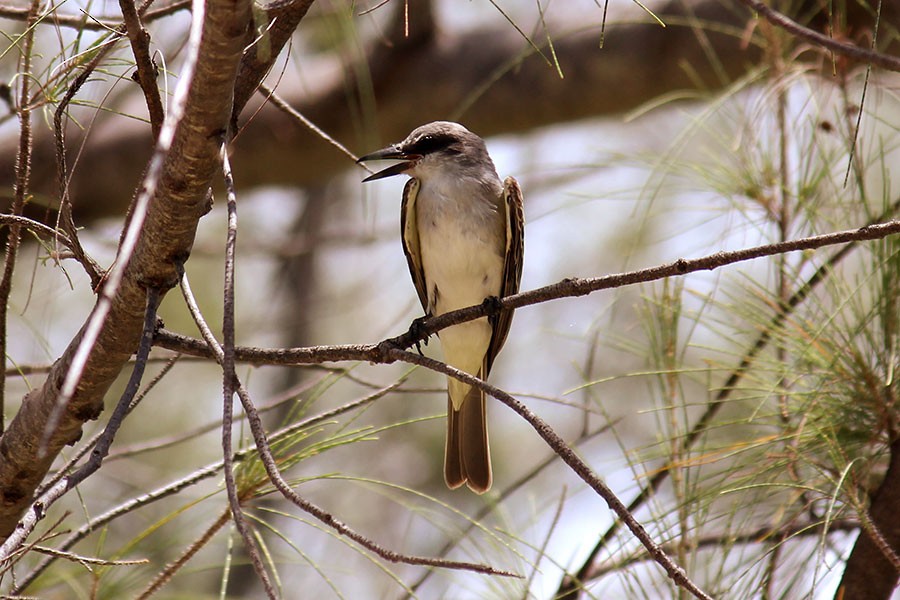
[358, 121, 524, 493]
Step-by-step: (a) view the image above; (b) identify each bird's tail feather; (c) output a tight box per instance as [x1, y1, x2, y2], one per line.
[444, 369, 491, 494]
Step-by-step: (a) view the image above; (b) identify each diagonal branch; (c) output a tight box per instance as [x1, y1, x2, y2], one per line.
[0, 0, 255, 540]
[0, 286, 161, 561]
[733, 0, 900, 71]
[386, 347, 712, 600]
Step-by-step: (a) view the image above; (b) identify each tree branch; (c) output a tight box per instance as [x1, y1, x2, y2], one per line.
[837, 436, 900, 599]
[0, 1, 189, 30]
[386, 347, 712, 600]
[0, 0, 255, 539]
[558, 207, 900, 598]
[118, 0, 166, 139]
[0, 0, 40, 433]
[153, 218, 900, 366]
[734, 0, 900, 71]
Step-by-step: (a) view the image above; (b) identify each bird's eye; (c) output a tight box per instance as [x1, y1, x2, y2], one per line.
[410, 133, 455, 155]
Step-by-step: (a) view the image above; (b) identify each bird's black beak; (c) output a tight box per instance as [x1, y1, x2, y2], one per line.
[357, 145, 420, 182]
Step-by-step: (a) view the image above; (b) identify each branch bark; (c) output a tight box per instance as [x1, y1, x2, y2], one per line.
[0, 0, 255, 538]
[836, 436, 900, 599]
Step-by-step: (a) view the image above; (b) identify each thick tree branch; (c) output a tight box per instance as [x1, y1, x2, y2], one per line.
[0, 0, 254, 539]
[837, 436, 900, 599]
[230, 0, 315, 130]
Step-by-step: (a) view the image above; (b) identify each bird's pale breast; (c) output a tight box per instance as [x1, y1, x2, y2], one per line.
[415, 179, 505, 405]
[415, 184, 505, 316]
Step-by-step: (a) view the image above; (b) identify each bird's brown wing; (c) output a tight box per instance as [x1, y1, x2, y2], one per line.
[485, 176, 525, 374]
[400, 178, 429, 313]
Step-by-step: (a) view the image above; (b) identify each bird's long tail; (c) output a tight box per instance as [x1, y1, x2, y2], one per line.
[444, 367, 491, 494]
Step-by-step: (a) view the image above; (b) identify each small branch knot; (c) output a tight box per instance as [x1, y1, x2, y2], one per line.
[375, 340, 400, 364]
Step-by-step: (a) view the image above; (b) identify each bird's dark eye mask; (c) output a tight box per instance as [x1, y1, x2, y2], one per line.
[408, 133, 457, 155]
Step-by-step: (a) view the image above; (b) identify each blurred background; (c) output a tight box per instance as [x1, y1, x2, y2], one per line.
[2, 0, 900, 597]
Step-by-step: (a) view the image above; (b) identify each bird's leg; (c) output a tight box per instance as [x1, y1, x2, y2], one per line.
[410, 314, 431, 356]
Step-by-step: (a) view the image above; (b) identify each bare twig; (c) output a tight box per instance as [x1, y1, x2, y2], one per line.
[177, 261, 277, 598]
[33, 545, 149, 567]
[137, 510, 232, 599]
[47, 0, 176, 288]
[0, 215, 76, 252]
[219, 144, 278, 596]
[259, 84, 364, 164]
[66, 288, 161, 488]
[586, 519, 861, 581]
[0, 0, 40, 434]
[118, 0, 165, 139]
[0, 478, 68, 565]
[51, 0, 140, 287]
[155, 219, 900, 367]
[0, 1, 190, 30]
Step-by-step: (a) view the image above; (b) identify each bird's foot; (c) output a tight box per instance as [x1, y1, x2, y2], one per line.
[482, 295, 503, 317]
[410, 315, 431, 356]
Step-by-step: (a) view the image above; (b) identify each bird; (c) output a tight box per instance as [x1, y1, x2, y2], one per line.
[358, 121, 524, 494]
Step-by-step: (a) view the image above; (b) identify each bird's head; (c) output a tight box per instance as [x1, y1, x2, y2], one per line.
[357, 121, 495, 182]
